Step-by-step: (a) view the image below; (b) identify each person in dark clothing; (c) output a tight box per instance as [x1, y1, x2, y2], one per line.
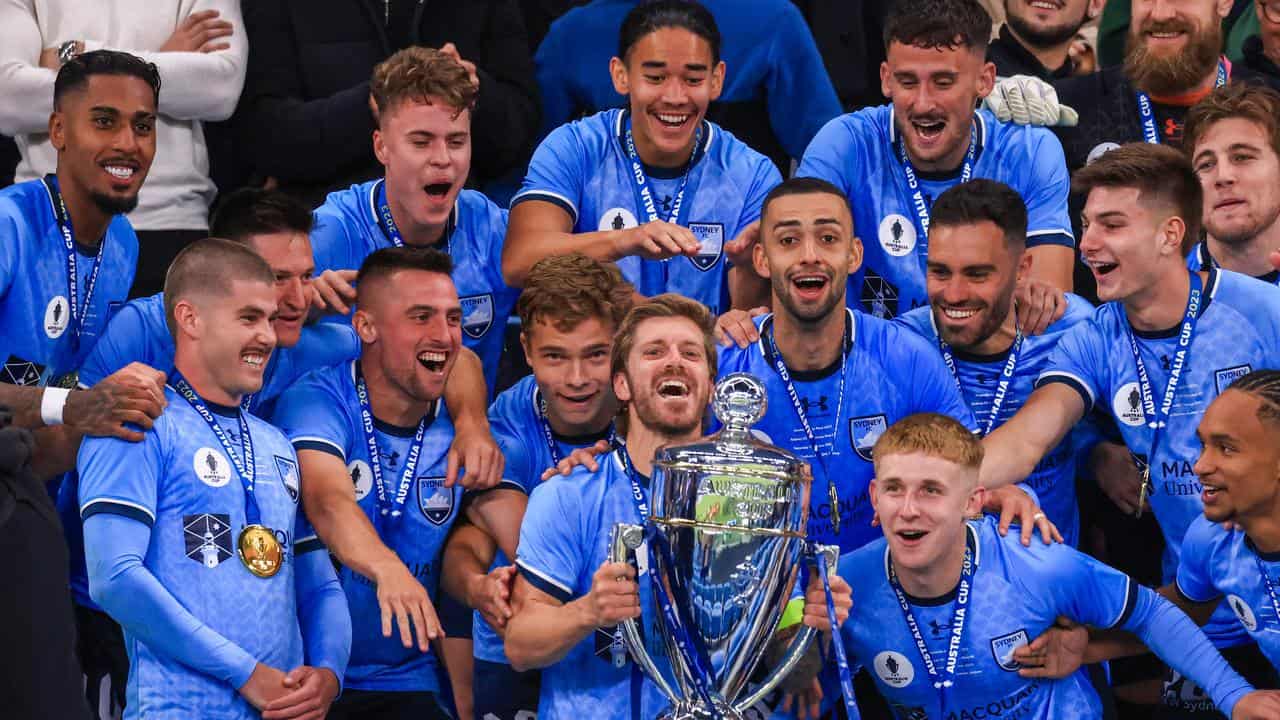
[237, 0, 540, 207]
[1237, 0, 1280, 89]
[0, 135, 16, 188]
[987, 0, 1104, 79]
[792, 0, 891, 111]
[0, 407, 92, 720]
[519, 0, 591, 51]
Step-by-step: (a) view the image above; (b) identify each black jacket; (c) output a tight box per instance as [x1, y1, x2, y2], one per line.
[792, 0, 890, 112]
[237, 0, 540, 205]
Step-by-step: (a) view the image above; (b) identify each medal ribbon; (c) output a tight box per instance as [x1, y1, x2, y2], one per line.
[535, 388, 616, 465]
[888, 525, 977, 713]
[761, 312, 852, 535]
[810, 549, 862, 720]
[1136, 58, 1228, 144]
[893, 115, 978, 271]
[355, 362, 428, 520]
[42, 175, 104, 356]
[1123, 271, 1203, 484]
[1253, 553, 1280, 631]
[371, 178, 454, 254]
[938, 325, 1023, 437]
[172, 374, 260, 525]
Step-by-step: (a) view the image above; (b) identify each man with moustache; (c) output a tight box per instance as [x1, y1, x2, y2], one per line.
[988, 0, 1104, 79]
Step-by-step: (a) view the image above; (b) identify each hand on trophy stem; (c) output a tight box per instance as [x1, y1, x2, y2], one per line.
[802, 569, 851, 631]
[579, 561, 641, 627]
[780, 678, 824, 720]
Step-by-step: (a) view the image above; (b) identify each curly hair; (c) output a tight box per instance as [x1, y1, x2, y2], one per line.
[371, 46, 477, 120]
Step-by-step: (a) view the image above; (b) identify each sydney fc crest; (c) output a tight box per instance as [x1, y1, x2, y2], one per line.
[184, 513, 233, 568]
[1215, 365, 1252, 395]
[688, 222, 724, 271]
[849, 415, 888, 461]
[991, 629, 1029, 671]
[418, 476, 455, 525]
[460, 294, 494, 340]
[275, 455, 300, 502]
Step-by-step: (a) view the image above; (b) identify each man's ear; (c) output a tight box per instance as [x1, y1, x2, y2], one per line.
[49, 111, 66, 152]
[610, 56, 630, 97]
[613, 370, 633, 404]
[353, 309, 378, 344]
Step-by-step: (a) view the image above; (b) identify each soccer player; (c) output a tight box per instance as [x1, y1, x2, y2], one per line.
[1184, 84, 1280, 283]
[504, 294, 852, 718]
[981, 142, 1280, 707]
[308, 46, 518, 395]
[987, 0, 1103, 80]
[503, 0, 783, 314]
[837, 412, 1280, 720]
[441, 253, 634, 720]
[896, 179, 1096, 546]
[272, 247, 471, 720]
[78, 239, 351, 720]
[797, 0, 1075, 321]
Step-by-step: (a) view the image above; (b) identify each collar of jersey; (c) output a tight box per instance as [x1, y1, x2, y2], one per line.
[887, 106, 988, 178]
[1245, 533, 1280, 563]
[1127, 266, 1220, 340]
[164, 383, 241, 418]
[1198, 241, 1280, 286]
[883, 521, 983, 606]
[532, 385, 614, 445]
[347, 359, 442, 435]
[615, 109, 715, 179]
[755, 307, 857, 369]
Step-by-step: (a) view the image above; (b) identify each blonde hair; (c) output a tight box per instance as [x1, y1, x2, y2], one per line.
[872, 413, 983, 471]
[610, 294, 717, 379]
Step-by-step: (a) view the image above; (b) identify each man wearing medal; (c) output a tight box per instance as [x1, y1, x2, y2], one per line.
[505, 294, 853, 719]
[78, 238, 351, 720]
[981, 142, 1280, 714]
[272, 246, 470, 720]
[838, 412, 1280, 720]
[896, 179, 1096, 546]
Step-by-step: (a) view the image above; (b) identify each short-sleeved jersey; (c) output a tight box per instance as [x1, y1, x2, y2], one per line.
[0, 177, 138, 387]
[838, 517, 1139, 719]
[476, 374, 613, 664]
[896, 295, 1096, 546]
[797, 106, 1074, 319]
[717, 309, 975, 552]
[512, 108, 782, 314]
[77, 389, 305, 719]
[515, 448, 670, 719]
[272, 360, 463, 692]
[1186, 242, 1280, 287]
[1177, 517, 1280, 669]
[310, 181, 517, 395]
[1037, 268, 1280, 647]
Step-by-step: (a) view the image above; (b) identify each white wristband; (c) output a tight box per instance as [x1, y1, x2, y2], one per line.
[41, 387, 70, 426]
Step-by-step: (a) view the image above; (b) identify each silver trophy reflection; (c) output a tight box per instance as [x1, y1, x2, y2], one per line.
[610, 373, 840, 719]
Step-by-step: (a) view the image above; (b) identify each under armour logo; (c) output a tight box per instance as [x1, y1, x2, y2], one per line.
[977, 374, 994, 385]
[929, 619, 951, 636]
[800, 396, 829, 413]
[1160, 355, 1172, 372]
[382, 449, 401, 468]
[612, 213, 625, 231]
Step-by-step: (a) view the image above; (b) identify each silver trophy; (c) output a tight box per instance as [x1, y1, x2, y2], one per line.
[610, 373, 839, 719]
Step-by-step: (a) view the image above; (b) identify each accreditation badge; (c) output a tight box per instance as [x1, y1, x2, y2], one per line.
[237, 524, 283, 578]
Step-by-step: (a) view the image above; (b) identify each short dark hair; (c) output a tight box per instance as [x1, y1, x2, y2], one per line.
[54, 50, 161, 109]
[356, 246, 453, 305]
[930, 179, 1027, 252]
[883, 0, 992, 54]
[1184, 83, 1280, 161]
[760, 176, 850, 223]
[618, 0, 721, 64]
[163, 238, 275, 338]
[209, 188, 313, 244]
[1072, 143, 1202, 257]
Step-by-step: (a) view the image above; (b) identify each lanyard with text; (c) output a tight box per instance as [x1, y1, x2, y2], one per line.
[1255, 552, 1280, 629]
[173, 374, 261, 524]
[622, 112, 703, 296]
[889, 525, 976, 713]
[938, 325, 1023, 437]
[41, 175, 104, 356]
[1124, 271, 1203, 518]
[535, 390, 616, 465]
[1136, 58, 1228, 144]
[372, 179, 455, 254]
[355, 362, 428, 521]
[761, 313, 852, 535]
[894, 116, 978, 270]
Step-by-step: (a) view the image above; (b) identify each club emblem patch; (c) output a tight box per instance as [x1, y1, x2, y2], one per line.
[275, 455, 300, 502]
[873, 650, 915, 688]
[418, 476, 454, 525]
[878, 214, 917, 257]
[598, 207, 638, 232]
[688, 222, 724, 271]
[460, 294, 494, 340]
[194, 448, 231, 488]
[991, 629, 1029, 671]
[184, 513, 233, 568]
[1215, 365, 1252, 395]
[849, 415, 889, 462]
[1113, 382, 1146, 427]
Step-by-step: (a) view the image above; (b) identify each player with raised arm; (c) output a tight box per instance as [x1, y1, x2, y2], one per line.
[78, 239, 351, 720]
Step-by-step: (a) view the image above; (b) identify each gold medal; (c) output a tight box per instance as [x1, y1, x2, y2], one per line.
[1136, 466, 1151, 519]
[237, 524, 283, 578]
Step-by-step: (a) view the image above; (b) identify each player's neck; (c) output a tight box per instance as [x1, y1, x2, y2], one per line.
[895, 528, 969, 599]
[387, 190, 447, 248]
[966, 305, 1019, 356]
[772, 305, 846, 372]
[1244, 511, 1280, 555]
[622, 415, 700, 478]
[1207, 226, 1280, 279]
[1005, 26, 1073, 75]
[360, 357, 435, 427]
[54, 168, 111, 249]
[172, 352, 242, 408]
[1123, 267, 1205, 333]
[632, 121, 697, 171]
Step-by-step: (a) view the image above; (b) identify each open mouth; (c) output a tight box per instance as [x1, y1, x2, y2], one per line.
[418, 350, 449, 373]
[941, 305, 979, 320]
[1202, 483, 1223, 501]
[424, 183, 452, 198]
[653, 111, 691, 129]
[1088, 259, 1119, 277]
[102, 162, 138, 182]
[657, 378, 690, 398]
[896, 529, 928, 545]
[1028, 0, 1062, 9]
[241, 349, 268, 369]
[791, 273, 830, 299]
[911, 118, 946, 141]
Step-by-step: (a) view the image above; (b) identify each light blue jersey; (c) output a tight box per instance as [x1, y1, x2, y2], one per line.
[78, 388, 307, 719]
[272, 360, 463, 693]
[1038, 268, 1280, 647]
[896, 295, 1096, 546]
[0, 176, 137, 387]
[838, 516, 1252, 720]
[797, 107, 1073, 319]
[310, 181, 517, 394]
[1187, 242, 1280, 286]
[717, 308, 975, 552]
[513, 108, 782, 314]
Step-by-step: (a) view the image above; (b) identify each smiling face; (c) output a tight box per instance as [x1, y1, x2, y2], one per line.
[356, 269, 462, 403]
[1194, 389, 1280, 523]
[523, 315, 619, 436]
[880, 41, 995, 172]
[374, 97, 471, 238]
[610, 27, 724, 168]
[187, 279, 278, 400]
[614, 315, 713, 437]
[1079, 186, 1185, 302]
[927, 221, 1026, 350]
[1192, 117, 1280, 248]
[871, 451, 985, 577]
[755, 191, 860, 325]
[1004, 0, 1100, 48]
[1125, 0, 1228, 95]
[245, 231, 315, 349]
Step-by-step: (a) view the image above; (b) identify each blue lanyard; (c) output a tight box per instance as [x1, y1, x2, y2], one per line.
[534, 389, 616, 465]
[621, 112, 703, 296]
[812, 551, 862, 720]
[41, 175, 104, 355]
[371, 179, 454, 254]
[354, 362, 428, 521]
[893, 114, 978, 269]
[172, 374, 260, 525]
[1136, 58, 1228, 144]
[1254, 552, 1280, 630]
[888, 525, 976, 712]
[1123, 271, 1203, 471]
[938, 325, 1023, 437]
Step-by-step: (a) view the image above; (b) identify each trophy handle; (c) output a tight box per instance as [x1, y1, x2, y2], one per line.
[609, 522, 681, 704]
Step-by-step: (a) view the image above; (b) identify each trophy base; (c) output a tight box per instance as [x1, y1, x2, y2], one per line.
[659, 699, 746, 720]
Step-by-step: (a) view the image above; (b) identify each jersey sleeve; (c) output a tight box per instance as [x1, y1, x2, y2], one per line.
[271, 373, 353, 461]
[515, 476, 587, 603]
[797, 115, 859, 199]
[1012, 538, 1139, 629]
[1021, 130, 1075, 248]
[1175, 517, 1226, 604]
[1035, 320, 1105, 414]
[292, 323, 360, 376]
[511, 122, 589, 223]
[78, 302, 160, 388]
[493, 426, 536, 495]
[734, 156, 783, 235]
[78, 423, 166, 527]
[0, 200, 21, 297]
[309, 206, 361, 275]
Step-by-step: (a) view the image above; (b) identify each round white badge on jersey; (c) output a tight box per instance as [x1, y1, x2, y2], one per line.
[1087, 142, 1122, 166]
[348, 459, 373, 501]
[1227, 594, 1258, 632]
[878, 214, 917, 257]
[1113, 382, 1147, 427]
[873, 650, 915, 688]
[44, 295, 70, 339]
[598, 207, 638, 232]
[194, 448, 232, 488]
